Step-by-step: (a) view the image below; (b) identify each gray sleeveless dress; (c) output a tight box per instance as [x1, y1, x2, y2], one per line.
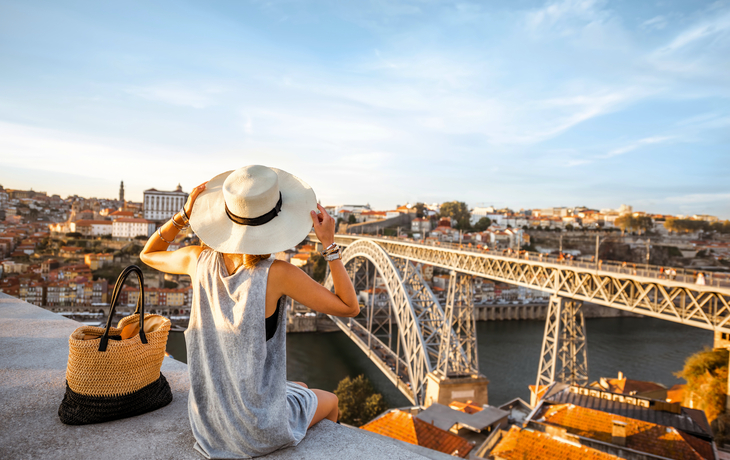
[185, 249, 318, 458]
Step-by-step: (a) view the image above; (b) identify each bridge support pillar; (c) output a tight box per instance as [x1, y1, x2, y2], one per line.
[424, 371, 489, 408]
[532, 295, 588, 406]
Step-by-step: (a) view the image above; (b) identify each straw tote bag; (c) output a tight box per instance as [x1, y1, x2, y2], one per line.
[58, 265, 173, 425]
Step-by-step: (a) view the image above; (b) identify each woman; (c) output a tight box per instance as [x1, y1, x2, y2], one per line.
[140, 165, 359, 458]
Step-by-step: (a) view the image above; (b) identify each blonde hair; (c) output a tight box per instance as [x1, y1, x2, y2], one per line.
[200, 242, 270, 269]
[241, 253, 271, 269]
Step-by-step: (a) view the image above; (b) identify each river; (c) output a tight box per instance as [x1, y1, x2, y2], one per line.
[166, 316, 712, 407]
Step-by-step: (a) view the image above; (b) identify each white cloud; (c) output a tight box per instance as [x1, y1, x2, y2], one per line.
[526, 0, 608, 32]
[125, 83, 226, 108]
[603, 136, 673, 158]
[664, 192, 730, 205]
[656, 9, 730, 54]
[641, 15, 668, 30]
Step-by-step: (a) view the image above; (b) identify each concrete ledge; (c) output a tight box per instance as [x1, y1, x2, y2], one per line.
[0, 293, 432, 459]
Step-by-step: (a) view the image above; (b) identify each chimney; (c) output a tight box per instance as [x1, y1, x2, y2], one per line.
[612, 420, 627, 447]
[618, 371, 624, 380]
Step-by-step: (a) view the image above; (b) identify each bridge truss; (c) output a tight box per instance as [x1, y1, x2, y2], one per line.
[317, 235, 730, 402]
[333, 236, 730, 333]
[324, 239, 478, 404]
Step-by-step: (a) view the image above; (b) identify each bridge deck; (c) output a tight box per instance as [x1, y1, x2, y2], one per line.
[310, 234, 730, 333]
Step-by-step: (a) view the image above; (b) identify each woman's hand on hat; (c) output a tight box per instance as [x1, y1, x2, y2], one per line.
[311, 203, 335, 248]
[183, 182, 208, 219]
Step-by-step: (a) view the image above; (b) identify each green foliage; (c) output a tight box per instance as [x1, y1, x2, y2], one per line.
[440, 201, 471, 230]
[414, 202, 426, 218]
[615, 215, 653, 234]
[348, 214, 357, 224]
[664, 218, 730, 234]
[311, 253, 327, 283]
[121, 243, 143, 256]
[67, 232, 83, 239]
[676, 347, 729, 423]
[164, 280, 178, 289]
[667, 246, 683, 257]
[473, 217, 492, 232]
[134, 234, 148, 240]
[334, 375, 388, 426]
[93, 266, 125, 284]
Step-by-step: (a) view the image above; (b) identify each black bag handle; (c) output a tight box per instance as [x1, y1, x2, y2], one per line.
[98, 265, 147, 352]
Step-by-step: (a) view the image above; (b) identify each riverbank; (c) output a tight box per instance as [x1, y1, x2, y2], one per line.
[164, 313, 713, 409]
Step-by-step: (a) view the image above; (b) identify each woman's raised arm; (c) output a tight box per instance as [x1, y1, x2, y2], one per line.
[268, 204, 359, 317]
[139, 182, 207, 276]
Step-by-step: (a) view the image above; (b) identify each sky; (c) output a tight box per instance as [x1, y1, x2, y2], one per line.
[1, 0, 729, 217]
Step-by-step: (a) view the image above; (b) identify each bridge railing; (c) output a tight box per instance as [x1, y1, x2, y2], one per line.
[330, 234, 730, 288]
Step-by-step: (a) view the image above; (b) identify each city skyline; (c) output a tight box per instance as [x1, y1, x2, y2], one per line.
[2, 0, 729, 218]
[0, 178, 725, 220]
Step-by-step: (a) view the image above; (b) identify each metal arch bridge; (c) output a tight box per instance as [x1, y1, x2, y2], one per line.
[313, 233, 730, 406]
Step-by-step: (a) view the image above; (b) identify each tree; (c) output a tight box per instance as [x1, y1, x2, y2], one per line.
[473, 217, 492, 232]
[334, 375, 388, 426]
[414, 202, 426, 218]
[676, 347, 728, 425]
[348, 214, 357, 224]
[67, 232, 83, 239]
[440, 201, 471, 231]
[310, 253, 327, 283]
[615, 215, 653, 235]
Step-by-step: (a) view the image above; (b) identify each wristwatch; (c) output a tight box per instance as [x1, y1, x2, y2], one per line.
[324, 250, 342, 261]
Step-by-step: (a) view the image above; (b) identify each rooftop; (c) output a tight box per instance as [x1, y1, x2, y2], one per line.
[536, 403, 713, 460]
[0, 293, 439, 459]
[361, 409, 474, 458]
[543, 383, 712, 440]
[491, 426, 619, 460]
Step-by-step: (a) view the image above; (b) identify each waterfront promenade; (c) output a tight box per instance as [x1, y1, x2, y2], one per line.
[0, 293, 442, 460]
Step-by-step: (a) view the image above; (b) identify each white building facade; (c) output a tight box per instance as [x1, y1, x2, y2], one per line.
[112, 219, 156, 239]
[71, 220, 113, 237]
[143, 185, 188, 223]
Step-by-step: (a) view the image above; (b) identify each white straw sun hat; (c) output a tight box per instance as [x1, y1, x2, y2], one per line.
[189, 165, 317, 255]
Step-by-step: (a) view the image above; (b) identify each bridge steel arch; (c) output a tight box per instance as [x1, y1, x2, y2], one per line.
[328, 235, 730, 335]
[324, 239, 449, 405]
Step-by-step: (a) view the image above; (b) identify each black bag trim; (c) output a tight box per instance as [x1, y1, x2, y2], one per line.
[58, 373, 173, 425]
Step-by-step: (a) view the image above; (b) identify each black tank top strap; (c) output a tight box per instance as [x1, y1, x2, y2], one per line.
[265, 297, 282, 341]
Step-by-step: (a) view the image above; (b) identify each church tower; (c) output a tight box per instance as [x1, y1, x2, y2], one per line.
[119, 181, 125, 202]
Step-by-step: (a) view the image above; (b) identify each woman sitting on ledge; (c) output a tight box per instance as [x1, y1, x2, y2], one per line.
[140, 165, 359, 458]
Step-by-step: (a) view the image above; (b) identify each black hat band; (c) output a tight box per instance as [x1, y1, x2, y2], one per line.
[225, 193, 282, 227]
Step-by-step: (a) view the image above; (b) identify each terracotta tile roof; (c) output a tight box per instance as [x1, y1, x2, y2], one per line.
[666, 384, 684, 404]
[545, 384, 712, 438]
[538, 403, 713, 460]
[114, 218, 152, 223]
[449, 400, 483, 415]
[361, 410, 473, 458]
[491, 426, 618, 460]
[603, 377, 666, 395]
